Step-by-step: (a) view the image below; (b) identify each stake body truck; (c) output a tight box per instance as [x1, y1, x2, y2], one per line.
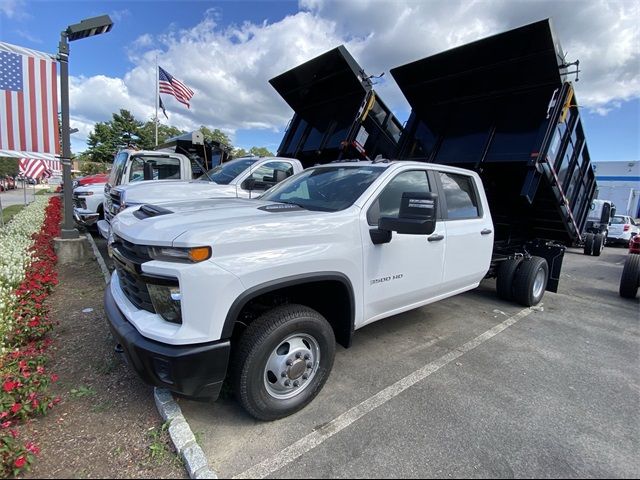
[104, 20, 599, 420]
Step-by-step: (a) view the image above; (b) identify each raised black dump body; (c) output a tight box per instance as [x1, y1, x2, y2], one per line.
[270, 46, 403, 167]
[156, 131, 231, 175]
[391, 19, 596, 248]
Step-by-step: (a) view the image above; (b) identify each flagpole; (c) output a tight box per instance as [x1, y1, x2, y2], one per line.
[155, 54, 159, 146]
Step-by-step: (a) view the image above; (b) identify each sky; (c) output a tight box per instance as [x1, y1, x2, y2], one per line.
[0, 0, 639, 161]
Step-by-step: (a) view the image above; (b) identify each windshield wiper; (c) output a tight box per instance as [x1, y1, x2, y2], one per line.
[274, 200, 307, 210]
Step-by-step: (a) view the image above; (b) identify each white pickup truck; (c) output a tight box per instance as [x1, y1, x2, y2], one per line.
[102, 156, 304, 236]
[105, 160, 551, 420]
[73, 182, 107, 227]
[97, 149, 196, 239]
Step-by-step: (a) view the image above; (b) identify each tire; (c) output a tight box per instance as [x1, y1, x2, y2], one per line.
[496, 257, 523, 301]
[592, 233, 604, 256]
[512, 256, 549, 307]
[232, 304, 336, 421]
[619, 254, 640, 299]
[583, 233, 594, 256]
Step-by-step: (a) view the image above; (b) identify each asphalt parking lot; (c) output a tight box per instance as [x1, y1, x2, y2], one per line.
[172, 246, 638, 479]
[90, 231, 639, 478]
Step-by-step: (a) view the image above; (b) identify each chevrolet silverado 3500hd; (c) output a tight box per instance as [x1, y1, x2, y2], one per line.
[105, 160, 550, 420]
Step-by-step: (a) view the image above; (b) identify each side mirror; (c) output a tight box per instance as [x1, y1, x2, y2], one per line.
[242, 177, 256, 191]
[274, 170, 287, 183]
[143, 162, 154, 181]
[379, 192, 438, 236]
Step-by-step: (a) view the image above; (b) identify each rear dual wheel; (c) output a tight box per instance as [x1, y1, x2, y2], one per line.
[496, 256, 548, 307]
[583, 233, 605, 256]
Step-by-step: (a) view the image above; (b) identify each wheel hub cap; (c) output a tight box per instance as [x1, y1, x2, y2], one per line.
[288, 359, 306, 380]
[264, 334, 320, 400]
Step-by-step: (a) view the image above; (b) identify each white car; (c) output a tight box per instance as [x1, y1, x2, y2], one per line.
[607, 215, 640, 245]
[73, 183, 106, 227]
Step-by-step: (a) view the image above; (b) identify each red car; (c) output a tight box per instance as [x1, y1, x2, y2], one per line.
[629, 234, 640, 254]
[73, 173, 109, 189]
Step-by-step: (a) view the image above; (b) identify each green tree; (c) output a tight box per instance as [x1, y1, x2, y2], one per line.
[140, 121, 185, 146]
[231, 146, 274, 159]
[0, 158, 19, 176]
[249, 146, 274, 157]
[232, 147, 248, 158]
[198, 126, 232, 147]
[85, 109, 148, 163]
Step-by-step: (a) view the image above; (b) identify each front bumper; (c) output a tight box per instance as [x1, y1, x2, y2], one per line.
[74, 207, 99, 227]
[97, 219, 110, 239]
[104, 285, 230, 400]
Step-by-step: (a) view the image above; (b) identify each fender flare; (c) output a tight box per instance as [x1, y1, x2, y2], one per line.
[221, 272, 356, 344]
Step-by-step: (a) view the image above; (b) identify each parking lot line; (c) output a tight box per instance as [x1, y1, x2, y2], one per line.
[234, 307, 535, 479]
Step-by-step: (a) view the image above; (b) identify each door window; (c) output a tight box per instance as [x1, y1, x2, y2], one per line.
[244, 162, 295, 191]
[438, 172, 480, 219]
[367, 170, 431, 226]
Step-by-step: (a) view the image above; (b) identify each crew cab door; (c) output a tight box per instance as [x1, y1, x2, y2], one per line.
[236, 160, 296, 198]
[360, 168, 446, 324]
[434, 170, 493, 291]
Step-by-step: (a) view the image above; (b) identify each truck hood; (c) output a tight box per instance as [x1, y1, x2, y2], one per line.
[75, 183, 106, 194]
[116, 180, 240, 205]
[112, 198, 334, 246]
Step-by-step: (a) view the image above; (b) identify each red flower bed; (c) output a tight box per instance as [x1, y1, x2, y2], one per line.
[0, 197, 61, 478]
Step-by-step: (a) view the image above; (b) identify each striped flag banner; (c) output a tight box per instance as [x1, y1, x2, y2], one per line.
[0, 42, 60, 157]
[18, 158, 61, 179]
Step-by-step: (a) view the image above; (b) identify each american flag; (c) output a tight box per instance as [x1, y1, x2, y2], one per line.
[0, 42, 60, 157]
[19, 158, 61, 179]
[159, 66, 194, 109]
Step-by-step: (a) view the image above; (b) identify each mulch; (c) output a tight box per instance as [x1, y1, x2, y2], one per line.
[21, 255, 186, 479]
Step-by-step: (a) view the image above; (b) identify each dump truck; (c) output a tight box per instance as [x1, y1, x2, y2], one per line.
[270, 45, 404, 167]
[390, 19, 599, 298]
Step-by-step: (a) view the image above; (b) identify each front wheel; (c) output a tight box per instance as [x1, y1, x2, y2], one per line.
[231, 304, 336, 421]
[513, 256, 549, 307]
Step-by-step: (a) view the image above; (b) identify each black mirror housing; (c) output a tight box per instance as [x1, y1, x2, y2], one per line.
[379, 192, 438, 236]
[242, 178, 256, 190]
[143, 162, 155, 181]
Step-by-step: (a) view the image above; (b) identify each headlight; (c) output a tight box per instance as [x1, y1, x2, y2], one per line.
[148, 284, 182, 324]
[148, 246, 211, 263]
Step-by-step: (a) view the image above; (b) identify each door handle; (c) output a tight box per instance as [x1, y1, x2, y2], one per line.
[428, 234, 445, 242]
[481, 228, 493, 235]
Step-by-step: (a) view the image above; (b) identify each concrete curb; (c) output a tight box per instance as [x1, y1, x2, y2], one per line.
[155, 388, 218, 479]
[86, 231, 218, 479]
[85, 232, 111, 284]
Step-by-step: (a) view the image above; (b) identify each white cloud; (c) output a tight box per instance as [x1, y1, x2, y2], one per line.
[69, 0, 640, 151]
[0, 0, 28, 19]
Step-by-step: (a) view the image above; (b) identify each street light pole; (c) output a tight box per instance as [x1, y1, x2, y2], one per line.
[55, 15, 113, 241]
[58, 31, 77, 239]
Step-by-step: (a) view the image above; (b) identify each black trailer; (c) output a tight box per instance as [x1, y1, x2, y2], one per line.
[390, 19, 600, 298]
[156, 130, 232, 176]
[270, 46, 404, 167]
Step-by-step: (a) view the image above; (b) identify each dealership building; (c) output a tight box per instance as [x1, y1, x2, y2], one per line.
[592, 161, 640, 218]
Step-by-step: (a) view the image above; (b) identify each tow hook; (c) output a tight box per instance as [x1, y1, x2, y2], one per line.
[114, 343, 124, 354]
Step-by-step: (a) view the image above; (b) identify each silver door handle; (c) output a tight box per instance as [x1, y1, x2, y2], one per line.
[481, 229, 492, 235]
[428, 234, 445, 242]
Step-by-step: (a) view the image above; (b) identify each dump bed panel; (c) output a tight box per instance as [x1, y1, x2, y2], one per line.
[391, 19, 595, 245]
[271, 46, 403, 167]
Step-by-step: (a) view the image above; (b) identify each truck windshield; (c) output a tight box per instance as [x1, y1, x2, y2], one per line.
[199, 158, 257, 184]
[109, 152, 128, 186]
[261, 166, 384, 212]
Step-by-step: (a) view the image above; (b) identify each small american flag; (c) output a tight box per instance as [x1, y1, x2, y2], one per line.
[159, 66, 194, 109]
[0, 42, 60, 156]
